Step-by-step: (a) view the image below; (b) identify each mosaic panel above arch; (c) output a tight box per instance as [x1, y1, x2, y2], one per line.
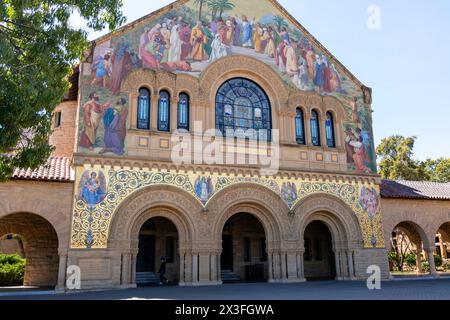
[70, 165, 384, 249]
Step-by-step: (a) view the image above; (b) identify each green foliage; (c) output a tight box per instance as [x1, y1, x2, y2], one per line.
[423, 158, 450, 183]
[273, 15, 288, 31]
[405, 253, 416, 267]
[421, 261, 430, 272]
[0, 254, 26, 286]
[207, 0, 235, 20]
[434, 254, 442, 267]
[420, 255, 443, 272]
[0, 0, 125, 182]
[440, 260, 450, 271]
[376, 135, 450, 182]
[388, 251, 397, 262]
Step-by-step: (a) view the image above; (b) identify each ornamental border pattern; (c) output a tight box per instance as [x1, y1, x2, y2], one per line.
[70, 166, 384, 249]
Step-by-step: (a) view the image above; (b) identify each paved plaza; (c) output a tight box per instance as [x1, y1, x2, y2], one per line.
[1, 279, 449, 300]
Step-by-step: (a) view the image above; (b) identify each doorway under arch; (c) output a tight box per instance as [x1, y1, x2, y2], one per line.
[0, 212, 59, 287]
[136, 217, 179, 286]
[221, 213, 268, 283]
[389, 221, 431, 276]
[303, 221, 336, 280]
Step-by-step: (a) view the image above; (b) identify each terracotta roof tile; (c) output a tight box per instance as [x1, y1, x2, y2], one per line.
[12, 157, 74, 182]
[380, 179, 450, 201]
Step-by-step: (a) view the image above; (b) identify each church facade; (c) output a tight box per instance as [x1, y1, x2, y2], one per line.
[1, 0, 449, 291]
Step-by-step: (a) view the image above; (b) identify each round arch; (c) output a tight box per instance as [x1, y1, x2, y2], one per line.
[200, 55, 289, 114]
[207, 183, 288, 243]
[0, 212, 59, 287]
[108, 185, 201, 247]
[293, 193, 364, 248]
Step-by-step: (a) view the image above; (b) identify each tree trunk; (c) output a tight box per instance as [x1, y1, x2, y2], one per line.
[198, 1, 203, 21]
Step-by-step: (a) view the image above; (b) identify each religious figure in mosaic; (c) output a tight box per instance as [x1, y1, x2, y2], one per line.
[194, 176, 214, 202]
[78, 171, 107, 207]
[359, 186, 379, 219]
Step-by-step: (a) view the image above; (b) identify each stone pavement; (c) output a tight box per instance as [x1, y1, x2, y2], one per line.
[1, 279, 450, 300]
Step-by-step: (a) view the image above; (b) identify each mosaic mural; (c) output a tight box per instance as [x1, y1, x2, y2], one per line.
[77, 0, 377, 174]
[70, 167, 384, 249]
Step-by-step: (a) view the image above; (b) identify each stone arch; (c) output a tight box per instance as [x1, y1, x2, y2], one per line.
[207, 183, 287, 243]
[108, 185, 201, 247]
[382, 212, 436, 251]
[438, 222, 450, 244]
[199, 55, 289, 113]
[387, 220, 437, 276]
[392, 221, 429, 249]
[293, 193, 364, 248]
[437, 222, 450, 260]
[121, 68, 156, 93]
[293, 194, 364, 280]
[0, 212, 59, 286]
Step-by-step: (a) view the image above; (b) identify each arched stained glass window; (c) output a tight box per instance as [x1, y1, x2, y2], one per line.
[215, 78, 271, 141]
[178, 93, 189, 131]
[137, 88, 150, 129]
[325, 112, 336, 148]
[158, 90, 170, 132]
[310, 110, 321, 146]
[295, 108, 305, 145]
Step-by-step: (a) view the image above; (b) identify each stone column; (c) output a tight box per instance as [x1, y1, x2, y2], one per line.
[192, 252, 199, 284]
[198, 252, 211, 284]
[121, 252, 132, 286]
[297, 250, 306, 281]
[151, 94, 159, 130]
[415, 249, 423, 274]
[55, 251, 68, 292]
[210, 253, 218, 282]
[131, 251, 138, 285]
[184, 252, 193, 284]
[271, 251, 281, 282]
[347, 250, 356, 280]
[268, 251, 274, 282]
[427, 249, 439, 278]
[129, 93, 139, 129]
[333, 249, 342, 280]
[280, 251, 287, 281]
[170, 97, 178, 132]
[179, 250, 185, 285]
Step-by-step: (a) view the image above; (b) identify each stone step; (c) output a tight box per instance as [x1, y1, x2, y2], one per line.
[136, 272, 160, 284]
[220, 270, 241, 282]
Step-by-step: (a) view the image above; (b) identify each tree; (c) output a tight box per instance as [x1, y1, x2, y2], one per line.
[376, 135, 428, 181]
[194, 0, 205, 21]
[208, 0, 235, 20]
[0, 0, 125, 181]
[273, 15, 288, 32]
[389, 229, 414, 272]
[376, 135, 450, 182]
[423, 158, 450, 183]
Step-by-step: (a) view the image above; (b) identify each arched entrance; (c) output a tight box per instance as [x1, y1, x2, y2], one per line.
[0, 212, 59, 287]
[435, 222, 450, 274]
[221, 213, 268, 283]
[303, 221, 336, 280]
[136, 217, 179, 286]
[389, 221, 431, 276]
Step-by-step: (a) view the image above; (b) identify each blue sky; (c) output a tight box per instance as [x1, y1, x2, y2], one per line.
[71, 0, 450, 160]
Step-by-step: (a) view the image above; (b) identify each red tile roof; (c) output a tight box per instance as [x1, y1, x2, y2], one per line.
[381, 179, 450, 201]
[12, 157, 74, 182]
